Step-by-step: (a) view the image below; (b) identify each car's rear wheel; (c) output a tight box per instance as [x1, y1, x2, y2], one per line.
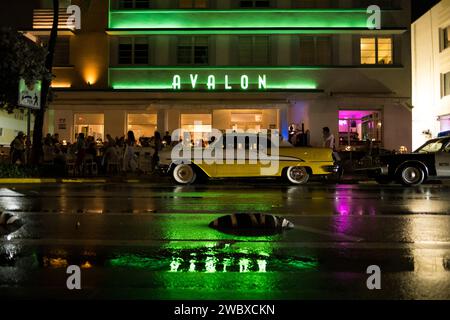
[173, 164, 197, 184]
[398, 165, 425, 186]
[286, 166, 310, 185]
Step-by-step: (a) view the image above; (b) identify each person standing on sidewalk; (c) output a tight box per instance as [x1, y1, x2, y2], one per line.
[322, 127, 335, 150]
[151, 131, 163, 172]
[75, 133, 86, 175]
[123, 130, 137, 172]
[322, 127, 343, 179]
[10, 132, 25, 165]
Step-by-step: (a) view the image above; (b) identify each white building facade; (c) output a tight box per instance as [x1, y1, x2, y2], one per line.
[412, 0, 450, 149]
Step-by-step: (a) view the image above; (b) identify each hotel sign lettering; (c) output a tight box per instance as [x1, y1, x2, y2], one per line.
[172, 74, 267, 90]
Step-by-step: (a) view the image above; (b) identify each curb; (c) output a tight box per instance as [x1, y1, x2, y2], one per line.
[0, 178, 106, 184]
[0, 178, 165, 184]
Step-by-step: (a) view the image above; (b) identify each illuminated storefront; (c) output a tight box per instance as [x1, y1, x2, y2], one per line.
[338, 110, 383, 151]
[74, 113, 104, 141]
[127, 113, 157, 138]
[180, 113, 212, 143]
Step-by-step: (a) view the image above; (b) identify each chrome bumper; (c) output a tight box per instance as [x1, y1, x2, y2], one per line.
[379, 166, 389, 175]
[322, 164, 340, 173]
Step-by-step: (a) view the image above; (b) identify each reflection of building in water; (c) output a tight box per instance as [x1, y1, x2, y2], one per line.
[169, 256, 267, 273]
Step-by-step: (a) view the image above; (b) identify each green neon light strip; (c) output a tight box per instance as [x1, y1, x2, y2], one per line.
[110, 66, 329, 71]
[106, 28, 405, 35]
[111, 85, 318, 90]
[111, 9, 369, 13]
[109, 9, 369, 29]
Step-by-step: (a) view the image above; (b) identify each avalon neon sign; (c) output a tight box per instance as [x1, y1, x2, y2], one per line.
[172, 74, 267, 90]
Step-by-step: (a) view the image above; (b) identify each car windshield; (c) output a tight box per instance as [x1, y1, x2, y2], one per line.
[415, 139, 445, 153]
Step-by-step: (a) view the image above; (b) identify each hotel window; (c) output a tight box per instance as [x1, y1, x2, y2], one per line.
[41, 36, 70, 66]
[239, 0, 271, 8]
[443, 72, 450, 98]
[238, 36, 270, 65]
[74, 114, 104, 142]
[118, 0, 150, 9]
[360, 37, 393, 65]
[299, 36, 332, 65]
[179, 0, 208, 8]
[177, 37, 209, 65]
[118, 37, 149, 65]
[441, 26, 450, 51]
[127, 113, 157, 139]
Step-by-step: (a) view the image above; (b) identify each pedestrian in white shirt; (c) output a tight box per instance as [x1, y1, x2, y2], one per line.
[322, 127, 335, 150]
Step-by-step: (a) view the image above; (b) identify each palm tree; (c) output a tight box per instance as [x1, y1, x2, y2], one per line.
[31, 0, 59, 164]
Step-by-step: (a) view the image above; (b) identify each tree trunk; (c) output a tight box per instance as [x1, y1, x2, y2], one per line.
[31, 0, 59, 165]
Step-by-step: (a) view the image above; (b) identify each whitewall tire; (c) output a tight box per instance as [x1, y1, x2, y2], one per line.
[173, 164, 197, 185]
[286, 166, 310, 185]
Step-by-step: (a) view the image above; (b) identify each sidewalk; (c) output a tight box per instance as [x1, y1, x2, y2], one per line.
[0, 174, 169, 184]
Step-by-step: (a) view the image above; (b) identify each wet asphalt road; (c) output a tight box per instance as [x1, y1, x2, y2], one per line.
[1, 180, 450, 300]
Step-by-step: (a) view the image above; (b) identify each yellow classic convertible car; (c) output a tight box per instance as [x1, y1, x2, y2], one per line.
[159, 133, 338, 185]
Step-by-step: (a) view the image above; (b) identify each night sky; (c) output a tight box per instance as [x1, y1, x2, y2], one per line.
[412, 0, 441, 21]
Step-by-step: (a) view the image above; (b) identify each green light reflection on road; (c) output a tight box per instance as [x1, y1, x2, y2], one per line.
[157, 214, 281, 242]
[106, 244, 318, 299]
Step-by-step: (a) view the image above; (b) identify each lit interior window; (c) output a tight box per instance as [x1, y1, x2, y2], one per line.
[127, 113, 157, 139]
[74, 113, 104, 142]
[360, 38, 376, 64]
[377, 38, 393, 64]
[361, 37, 393, 65]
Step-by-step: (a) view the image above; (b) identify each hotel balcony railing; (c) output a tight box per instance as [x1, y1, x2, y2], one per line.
[33, 8, 75, 30]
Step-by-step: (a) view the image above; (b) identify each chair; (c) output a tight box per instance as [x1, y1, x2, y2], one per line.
[66, 159, 76, 176]
[138, 153, 152, 174]
[83, 155, 98, 176]
[107, 160, 120, 174]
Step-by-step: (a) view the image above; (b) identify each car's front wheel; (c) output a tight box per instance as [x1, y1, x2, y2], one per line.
[172, 164, 197, 185]
[398, 165, 425, 186]
[286, 166, 310, 185]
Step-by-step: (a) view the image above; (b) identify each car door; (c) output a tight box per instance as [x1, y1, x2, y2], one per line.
[214, 135, 260, 177]
[435, 141, 450, 177]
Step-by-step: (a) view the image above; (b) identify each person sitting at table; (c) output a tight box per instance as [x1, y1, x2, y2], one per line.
[86, 136, 97, 158]
[43, 137, 55, 163]
[163, 131, 172, 145]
